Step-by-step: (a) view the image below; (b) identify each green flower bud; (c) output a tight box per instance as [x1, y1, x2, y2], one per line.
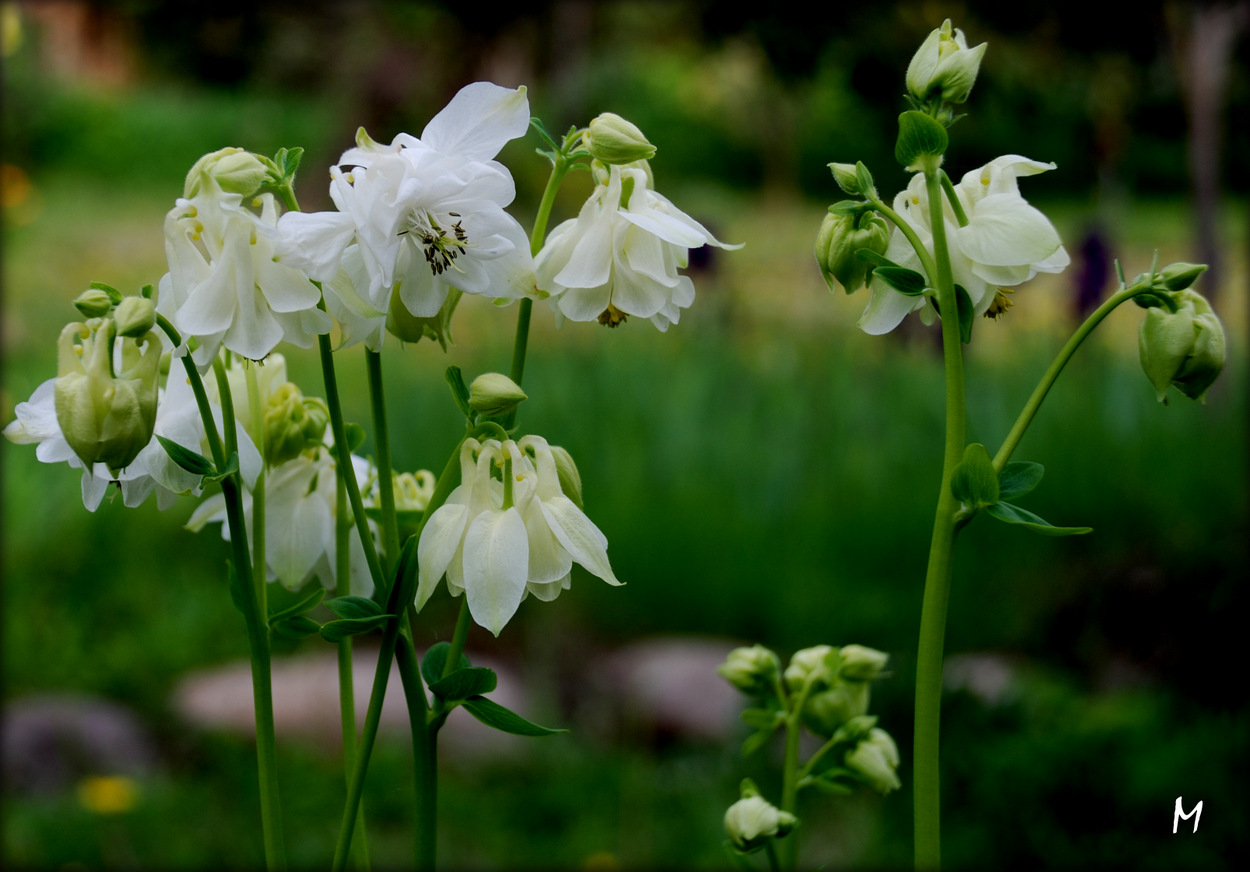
[837, 644, 889, 681]
[54, 321, 160, 474]
[185, 147, 268, 198]
[815, 210, 889, 294]
[263, 383, 329, 467]
[1138, 289, 1226, 403]
[844, 728, 901, 794]
[718, 645, 781, 696]
[828, 163, 862, 196]
[784, 645, 839, 693]
[802, 680, 870, 736]
[549, 444, 584, 508]
[724, 795, 797, 854]
[1159, 262, 1208, 292]
[468, 372, 527, 418]
[906, 19, 987, 105]
[387, 287, 461, 350]
[584, 113, 657, 165]
[73, 288, 114, 319]
[113, 296, 156, 339]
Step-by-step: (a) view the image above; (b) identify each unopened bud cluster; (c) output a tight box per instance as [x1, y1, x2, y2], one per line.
[1133, 264, 1225, 404]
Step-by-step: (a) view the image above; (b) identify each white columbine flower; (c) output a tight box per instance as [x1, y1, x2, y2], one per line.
[277, 82, 536, 348]
[416, 435, 620, 636]
[158, 175, 329, 366]
[536, 163, 741, 331]
[858, 155, 1070, 334]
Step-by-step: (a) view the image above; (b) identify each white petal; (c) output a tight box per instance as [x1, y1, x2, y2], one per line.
[276, 211, 357, 282]
[416, 501, 470, 609]
[956, 195, 1063, 268]
[421, 83, 530, 162]
[539, 496, 620, 586]
[857, 283, 926, 335]
[463, 507, 528, 635]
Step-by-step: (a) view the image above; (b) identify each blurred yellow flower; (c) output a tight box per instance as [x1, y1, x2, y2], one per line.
[77, 775, 139, 815]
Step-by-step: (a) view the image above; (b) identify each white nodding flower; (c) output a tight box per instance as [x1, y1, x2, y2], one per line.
[858, 155, 1069, 335]
[416, 435, 620, 636]
[536, 163, 742, 331]
[158, 175, 329, 366]
[277, 82, 536, 348]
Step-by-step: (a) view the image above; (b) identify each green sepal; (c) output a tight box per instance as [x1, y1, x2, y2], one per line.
[954, 284, 974, 344]
[895, 110, 949, 170]
[89, 281, 123, 306]
[445, 365, 475, 422]
[140, 284, 154, 300]
[997, 461, 1044, 501]
[856, 249, 899, 269]
[319, 614, 394, 642]
[873, 266, 929, 296]
[158, 436, 215, 477]
[324, 595, 382, 620]
[460, 695, 566, 736]
[529, 116, 559, 152]
[343, 422, 367, 454]
[272, 615, 322, 640]
[268, 587, 326, 626]
[280, 146, 304, 178]
[854, 162, 877, 200]
[986, 501, 1092, 536]
[428, 666, 498, 702]
[951, 443, 999, 509]
[827, 200, 866, 217]
[421, 641, 471, 686]
[740, 707, 785, 731]
[202, 452, 240, 484]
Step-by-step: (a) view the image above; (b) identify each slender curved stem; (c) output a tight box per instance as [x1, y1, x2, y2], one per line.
[913, 167, 967, 872]
[395, 631, 436, 870]
[868, 195, 940, 283]
[365, 350, 401, 571]
[992, 286, 1141, 472]
[336, 471, 371, 871]
[777, 681, 812, 872]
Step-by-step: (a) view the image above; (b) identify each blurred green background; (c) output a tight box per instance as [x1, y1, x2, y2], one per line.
[2, 1, 1247, 869]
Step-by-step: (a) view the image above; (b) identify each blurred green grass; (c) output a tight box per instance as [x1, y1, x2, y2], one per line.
[3, 77, 1247, 870]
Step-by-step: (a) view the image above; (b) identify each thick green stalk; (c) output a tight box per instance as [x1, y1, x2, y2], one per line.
[365, 350, 401, 570]
[336, 472, 370, 871]
[396, 632, 436, 870]
[913, 167, 968, 871]
[992, 286, 1141, 472]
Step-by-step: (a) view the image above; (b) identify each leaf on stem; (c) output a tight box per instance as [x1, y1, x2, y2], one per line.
[985, 501, 1092, 536]
[421, 641, 471, 686]
[428, 666, 498, 701]
[324, 595, 382, 620]
[997, 462, 1044, 501]
[461, 695, 566, 736]
[268, 587, 326, 625]
[157, 436, 214, 477]
[272, 615, 321, 640]
[954, 284, 974, 344]
[202, 452, 240, 484]
[444, 366, 475, 422]
[951, 443, 999, 510]
[895, 110, 949, 170]
[319, 614, 394, 642]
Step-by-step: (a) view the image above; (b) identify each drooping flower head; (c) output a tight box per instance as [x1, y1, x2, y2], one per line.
[537, 162, 742, 331]
[277, 83, 536, 350]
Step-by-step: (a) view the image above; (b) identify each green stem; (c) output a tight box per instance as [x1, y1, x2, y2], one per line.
[777, 681, 812, 872]
[992, 286, 1142, 472]
[937, 172, 969, 228]
[913, 167, 968, 872]
[336, 471, 370, 871]
[365, 350, 401, 571]
[868, 196, 940, 282]
[396, 631, 436, 870]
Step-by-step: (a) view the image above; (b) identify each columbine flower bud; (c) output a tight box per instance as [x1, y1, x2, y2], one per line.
[584, 113, 657, 165]
[719, 645, 782, 696]
[1138, 289, 1226, 403]
[829, 163, 862, 196]
[802, 680, 869, 736]
[113, 296, 156, 338]
[1159, 262, 1208, 292]
[184, 147, 268, 198]
[837, 644, 889, 681]
[724, 796, 797, 853]
[906, 19, 987, 105]
[468, 372, 527, 418]
[263, 383, 329, 467]
[549, 444, 584, 508]
[815, 210, 890, 295]
[73, 288, 114, 319]
[784, 645, 838, 693]
[844, 728, 901, 795]
[54, 321, 160, 474]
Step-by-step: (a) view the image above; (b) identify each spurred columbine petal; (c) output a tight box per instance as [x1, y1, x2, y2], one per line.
[463, 507, 529, 636]
[539, 496, 620, 586]
[416, 500, 470, 609]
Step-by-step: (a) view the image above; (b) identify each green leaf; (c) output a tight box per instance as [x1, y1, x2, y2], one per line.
[986, 501, 1092, 536]
[272, 615, 321, 640]
[428, 667, 498, 702]
[742, 728, 775, 757]
[954, 284, 974, 344]
[827, 200, 864, 216]
[421, 641, 471, 686]
[324, 595, 382, 620]
[89, 281, 123, 305]
[282, 146, 304, 177]
[319, 614, 393, 643]
[855, 249, 897, 269]
[874, 266, 928, 296]
[268, 587, 326, 626]
[445, 366, 474, 421]
[343, 422, 367, 453]
[998, 462, 1044, 501]
[740, 707, 784, 731]
[157, 436, 214, 476]
[895, 110, 949, 170]
[461, 696, 566, 736]
[950, 443, 999, 509]
[202, 452, 240, 484]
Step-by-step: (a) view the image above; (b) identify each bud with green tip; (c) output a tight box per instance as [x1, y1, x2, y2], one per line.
[549, 444, 584, 508]
[815, 210, 889, 294]
[844, 728, 901, 794]
[113, 296, 156, 338]
[724, 783, 796, 854]
[262, 383, 329, 466]
[1138, 288, 1226, 403]
[54, 321, 161, 474]
[1158, 262, 1208, 292]
[74, 288, 114, 319]
[184, 147, 268, 198]
[784, 645, 839, 693]
[906, 19, 987, 105]
[468, 372, 527, 418]
[584, 113, 656, 165]
[719, 645, 782, 696]
[837, 644, 889, 680]
[799, 645, 888, 736]
[829, 162, 863, 196]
